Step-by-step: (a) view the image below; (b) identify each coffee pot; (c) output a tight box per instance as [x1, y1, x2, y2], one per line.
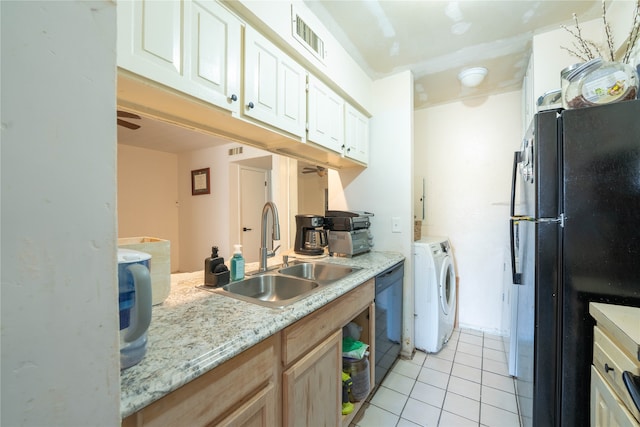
[118, 249, 153, 370]
[294, 214, 327, 255]
[305, 229, 327, 250]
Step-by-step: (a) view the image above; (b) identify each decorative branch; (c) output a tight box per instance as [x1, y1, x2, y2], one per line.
[562, 21, 594, 60]
[562, 0, 639, 64]
[602, 0, 616, 61]
[560, 46, 590, 62]
[586, 40, 604, 59]
[622, 0, 640, 63]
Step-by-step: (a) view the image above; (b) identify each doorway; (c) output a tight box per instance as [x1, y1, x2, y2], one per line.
[240, 166, 269, 263]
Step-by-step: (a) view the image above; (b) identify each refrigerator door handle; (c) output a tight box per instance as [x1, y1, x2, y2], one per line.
[510, 152, 521, 217]
[512, 214, 566, 227]
[510, 219, 522, 284]
[510, 151, 523, 285]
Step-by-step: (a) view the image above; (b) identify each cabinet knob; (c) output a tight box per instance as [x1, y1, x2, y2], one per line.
[243, 227, 252, 232]
[341, 144, 345, 150]
[229, 94, 238, 102]
[247, 102, 255, 110]
[604, 363, 614, 373]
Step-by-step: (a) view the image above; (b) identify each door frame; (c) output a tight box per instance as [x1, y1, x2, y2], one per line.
[231, 164, 272, 262]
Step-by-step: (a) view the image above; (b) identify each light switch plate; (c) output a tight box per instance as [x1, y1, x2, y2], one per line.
[392, 217, 401, 233]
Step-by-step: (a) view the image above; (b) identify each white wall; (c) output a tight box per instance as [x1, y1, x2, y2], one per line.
[414, 91, 522, 334]
[118, 145, 180, 272]
[329, 71, 415, 356]
[298, 172, 327, 215]
[1, 1, 121, 425]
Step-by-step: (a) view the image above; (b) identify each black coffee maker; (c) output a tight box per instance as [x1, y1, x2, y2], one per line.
[294, 214, 327, 255]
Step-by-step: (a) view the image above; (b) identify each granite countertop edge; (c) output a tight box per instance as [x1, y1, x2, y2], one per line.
[120, 251, 404, 418]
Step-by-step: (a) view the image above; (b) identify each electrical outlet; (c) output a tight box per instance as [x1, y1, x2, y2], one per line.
[392, 217, 401, 233]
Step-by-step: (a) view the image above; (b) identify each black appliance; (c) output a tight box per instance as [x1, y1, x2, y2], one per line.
[294, 214, 326, 255]
[373, 261, 404, 388]
[509, 99, 640, 426]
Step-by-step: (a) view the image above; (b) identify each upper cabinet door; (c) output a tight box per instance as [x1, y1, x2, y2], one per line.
[307, 74, 344, 153]
[118, 0, 241, 113]
[244, 26, 306, 138]
[118, 0, 184, 88]
[185, 0, 241, 113]
[344, 104, 369, 165]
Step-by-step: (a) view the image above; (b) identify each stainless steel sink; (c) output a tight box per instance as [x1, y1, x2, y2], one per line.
[278, 261, 359, 284]
[216, 274, 320, 308]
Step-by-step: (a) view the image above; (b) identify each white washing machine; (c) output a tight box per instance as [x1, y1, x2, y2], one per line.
[414, 236, 457, 353]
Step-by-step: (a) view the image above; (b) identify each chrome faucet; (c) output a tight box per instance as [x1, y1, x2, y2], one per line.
[259, 201, 280, 272]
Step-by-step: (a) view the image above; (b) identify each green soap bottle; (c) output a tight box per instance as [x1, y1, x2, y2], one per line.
[230, 244, 245, 281]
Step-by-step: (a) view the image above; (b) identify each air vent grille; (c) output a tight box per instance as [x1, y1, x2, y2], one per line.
[228, 147, 243, 156]
[293, 14, 325, 60]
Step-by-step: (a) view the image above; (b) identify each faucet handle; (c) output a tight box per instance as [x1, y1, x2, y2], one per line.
[282, 255, 289, 267]
[266, 245, 280, 259]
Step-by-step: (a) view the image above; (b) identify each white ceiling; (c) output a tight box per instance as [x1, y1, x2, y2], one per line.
[117, 111, 232, 153]
[303, 0, 602, 109]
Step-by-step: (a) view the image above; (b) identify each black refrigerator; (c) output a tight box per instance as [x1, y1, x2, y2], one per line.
[509, 99, 640, 427]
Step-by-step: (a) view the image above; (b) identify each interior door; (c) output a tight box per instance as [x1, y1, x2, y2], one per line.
[240, 167, 268, 263]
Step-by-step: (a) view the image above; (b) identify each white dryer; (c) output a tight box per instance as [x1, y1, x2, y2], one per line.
[414, 236, 457, 353]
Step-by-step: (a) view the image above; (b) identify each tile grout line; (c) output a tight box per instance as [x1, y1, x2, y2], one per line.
[436, 331, 459, 426]
[366, 330, 519, 427]
[480, 332, 485, 427]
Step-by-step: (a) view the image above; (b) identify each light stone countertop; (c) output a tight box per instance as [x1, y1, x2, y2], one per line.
[120, 251, 405, 418]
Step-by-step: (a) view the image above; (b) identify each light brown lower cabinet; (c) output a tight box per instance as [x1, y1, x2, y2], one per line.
[281, 279, 375, 427]
[122, 279, 376, 427]
[282, 330, 342, 427]
[121, 334, 280, 427]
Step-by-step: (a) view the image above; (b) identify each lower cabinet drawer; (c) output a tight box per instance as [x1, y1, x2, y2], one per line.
[593, 326, 640, 422]
[591, 366, 640, 427]
[282, 279, 374, 366]
[122, 335, 279, 427]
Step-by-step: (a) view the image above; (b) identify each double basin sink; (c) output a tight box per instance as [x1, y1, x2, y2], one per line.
[210, 260, 360, 308]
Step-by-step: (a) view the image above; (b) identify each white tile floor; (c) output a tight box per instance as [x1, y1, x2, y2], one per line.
[351, 329, 522, 427]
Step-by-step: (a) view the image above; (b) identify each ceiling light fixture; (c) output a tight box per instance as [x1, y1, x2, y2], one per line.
[458, 67, 488, 88]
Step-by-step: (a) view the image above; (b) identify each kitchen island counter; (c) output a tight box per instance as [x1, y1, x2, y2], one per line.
[120, 251, 404, 418]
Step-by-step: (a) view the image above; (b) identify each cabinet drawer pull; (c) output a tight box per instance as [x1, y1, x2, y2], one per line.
[604, 363, 614, 373]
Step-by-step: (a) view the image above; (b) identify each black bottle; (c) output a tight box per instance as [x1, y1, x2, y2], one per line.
[204, 246, 226, 286]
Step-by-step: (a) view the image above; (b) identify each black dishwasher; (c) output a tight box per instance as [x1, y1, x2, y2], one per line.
[374, 261, 404, 387]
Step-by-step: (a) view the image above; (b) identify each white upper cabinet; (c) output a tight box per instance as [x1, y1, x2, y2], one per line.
[344, 104, 369, 165]
[243, 26, 306, 138]
[185, 0, 241, 110]
[117, 0, 241, 113]
[521, 54, 534, 136]
[307, 74, 344, 154]
[117, 0, 183, 84]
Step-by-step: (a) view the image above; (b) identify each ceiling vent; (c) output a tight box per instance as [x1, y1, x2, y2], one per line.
[292, 9, 325, 61]
[228, 147, 243, 156]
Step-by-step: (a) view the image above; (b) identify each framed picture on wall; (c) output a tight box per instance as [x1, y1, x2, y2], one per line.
[191, 168, 210, 195]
